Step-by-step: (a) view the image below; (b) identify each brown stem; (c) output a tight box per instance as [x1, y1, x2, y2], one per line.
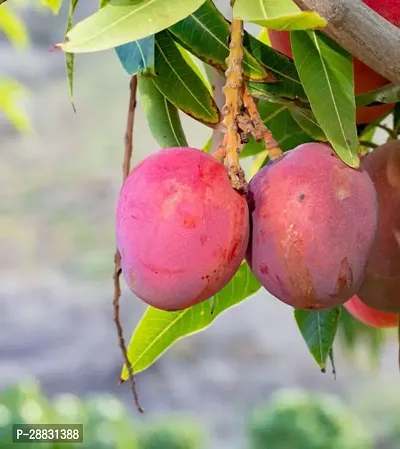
[242, 86, 283, 160]
[113, 75, 144, 413]
[222, 10, 247, 192]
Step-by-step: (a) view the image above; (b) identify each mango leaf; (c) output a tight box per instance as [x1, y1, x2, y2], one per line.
[233, 0, 326, 31]
[153, 31, 220, 127]
[243, 33, 307, 102]
[0, 5, 29, 48]
[121, 262, 261, 378]
[294, 307, 341, 370]
[42, 0, 63, 14]
[257, 27, 271, 45]
[169, 0, 269, 82]
[56, 0, 206, 53]
[176, 43, 212, 93]
[115, 36, 155, 76]
[138, 75, 188, 148]
[257, 100, 312, 151]
[240, 137, 265, 158]
[288, 106, 327, 141]
[291, 30, 359, 167]
[0, 77, 31, 131]
[356, 83, 400, 108]
[65, 0, 79, 111]
[249, 150, 269, 179]
[203, 135, 212, 152]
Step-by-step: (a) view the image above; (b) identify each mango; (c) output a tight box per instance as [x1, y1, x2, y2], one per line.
[116, 147, 249, 311]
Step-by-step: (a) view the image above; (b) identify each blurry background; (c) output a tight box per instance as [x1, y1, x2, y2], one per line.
[1, 1, 400, 448]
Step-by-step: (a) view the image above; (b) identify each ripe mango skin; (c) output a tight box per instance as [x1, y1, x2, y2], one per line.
[246, 143, 378, 310]
[344, 295, 398, 328]
[358, 140, 400, 313]
[116, 147, 249, 311]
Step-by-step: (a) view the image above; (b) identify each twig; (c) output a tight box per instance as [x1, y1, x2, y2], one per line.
[292, 0, 400, 84]
[113, 75, 144, 413]
[359, 140, 378, 149]
[222, 4, 247, 192]
[375, 124, 397, 141]
[0, 0, 7, 5]
[241, 86, 283, 160]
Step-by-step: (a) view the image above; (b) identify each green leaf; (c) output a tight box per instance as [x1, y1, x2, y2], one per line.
[202, 135, 212, 152]
[121, 262, 261, 378]
[258, 100, 312, 151]
[233, 0, 327, 31]
[356, 83, 400, 108]
[0, 77, 31, 132]
[242, 33, 307, 102]
[153, 31, 220, 127]
[169, 0, 269, 82]
[41, 0, 63, 14]
[138, 75, 188, 148]
[240, 137, 266, 158]
[288, 105, 327, 141]
[115, 36, 155, 76]
[176, 43, 212, 93]
[291, 30, 359, 167]
[294, 307, 341, 370]
[249, 150, 269, 179]
[56, 0, 206, 53]
[257, 27, 271, 45]
[0, 5, 29, 48]
[65, 0, 79, 111]
[99, 0, 109, 7]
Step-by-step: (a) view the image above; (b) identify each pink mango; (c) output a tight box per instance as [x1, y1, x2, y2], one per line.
[116, 147, 249, 311]
[247, 143, 378, 310]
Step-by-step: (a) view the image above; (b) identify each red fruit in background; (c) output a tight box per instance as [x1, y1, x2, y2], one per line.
[246, 143, 378, 310]
[358, 140, 400, 313]
[267, 19, 394, 125]
[116, 147, 249, 311]
[344, 295, 398, 328]
[363, 0, 400, 27]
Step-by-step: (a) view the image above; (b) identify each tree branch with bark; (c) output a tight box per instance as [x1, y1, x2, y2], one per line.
[292, 0, 400, 84]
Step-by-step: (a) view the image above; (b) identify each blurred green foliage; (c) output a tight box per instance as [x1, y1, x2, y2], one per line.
[139, 418, 203, 449]
[0, 0, 60, 131]
[247, 389, 372, 449]
[2, 381, 400, 448]
[0, 380, 203, 449]
[0, 2, 31, 131]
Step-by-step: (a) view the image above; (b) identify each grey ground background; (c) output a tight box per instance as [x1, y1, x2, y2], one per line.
[1, 1, 400, 448]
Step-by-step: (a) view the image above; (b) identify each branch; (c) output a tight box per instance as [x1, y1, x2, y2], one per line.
[241, 86, 282, 160]
[222, 12, 247, 192]
[292, 0, 400, 84]
[113, 75, 144, 414]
